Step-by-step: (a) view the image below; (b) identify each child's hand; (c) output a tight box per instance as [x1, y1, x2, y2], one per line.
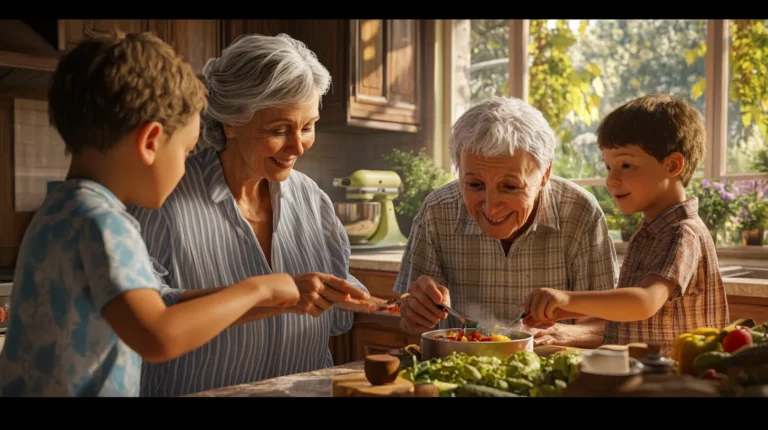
[259, 274, 302, 308]
[524, 288, 570, 322]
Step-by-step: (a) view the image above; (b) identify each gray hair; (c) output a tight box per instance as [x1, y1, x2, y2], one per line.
[449, 97, 556, 173]
[200, 33, 332, 150]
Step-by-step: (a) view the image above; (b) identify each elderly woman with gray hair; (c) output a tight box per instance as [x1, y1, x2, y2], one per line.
[394, 96, 619, 348]
[128, 33, 374, 397]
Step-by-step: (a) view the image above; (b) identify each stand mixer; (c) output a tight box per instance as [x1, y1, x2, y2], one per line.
[333, 170, 408, 250]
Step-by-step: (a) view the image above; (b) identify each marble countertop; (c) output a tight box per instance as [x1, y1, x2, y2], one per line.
[349, 249, 405, 273]
[185, 362, 365, 397]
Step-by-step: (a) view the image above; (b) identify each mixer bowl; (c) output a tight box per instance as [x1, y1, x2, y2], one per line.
[421, 328, 534, 361]
[335, 202, 382, 243]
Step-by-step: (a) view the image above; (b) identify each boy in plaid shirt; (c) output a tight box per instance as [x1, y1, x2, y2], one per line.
[524, 93, 729, 350]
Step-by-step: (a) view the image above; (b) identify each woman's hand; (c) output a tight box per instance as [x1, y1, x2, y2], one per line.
[291, 272, 370, 317]
[398, 275, 449, 335]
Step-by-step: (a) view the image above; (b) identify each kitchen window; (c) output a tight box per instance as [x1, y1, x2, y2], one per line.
[442, 19, 768, 253]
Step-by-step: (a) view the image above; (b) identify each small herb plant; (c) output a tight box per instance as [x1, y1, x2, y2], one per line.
[383, 148, 454, 218]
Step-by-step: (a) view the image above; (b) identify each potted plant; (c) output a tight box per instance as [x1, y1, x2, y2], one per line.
[687, 179, 737, 245]
[383, 148, 454, 236]
[733, 181, 768, 246]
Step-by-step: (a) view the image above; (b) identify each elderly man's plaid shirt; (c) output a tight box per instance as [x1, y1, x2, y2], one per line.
[604, 198, 729, 351]
[394, 176, 619, 329]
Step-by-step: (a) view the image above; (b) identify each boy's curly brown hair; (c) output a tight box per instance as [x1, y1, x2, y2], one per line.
[48, 29, 208, 155]
[597, 92, 705, 187]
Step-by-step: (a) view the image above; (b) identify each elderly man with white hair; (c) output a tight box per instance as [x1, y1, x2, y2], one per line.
[394, 96, 619, 347]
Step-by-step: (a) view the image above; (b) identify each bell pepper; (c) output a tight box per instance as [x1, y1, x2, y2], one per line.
[671, 333, 723, 376]
[692, 327, 721, 337]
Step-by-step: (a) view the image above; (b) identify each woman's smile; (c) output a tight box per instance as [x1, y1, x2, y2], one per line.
[269, 156, 296, 169]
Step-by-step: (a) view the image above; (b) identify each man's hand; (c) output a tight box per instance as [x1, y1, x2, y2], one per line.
[524, 287, 571, 322]
[291, 272, 370, 317]
[399, 275, 449, 335]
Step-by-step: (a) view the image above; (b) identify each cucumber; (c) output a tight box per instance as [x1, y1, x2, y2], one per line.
[694, 351, 731, 372]
[722, 343, 768, 368]
[455, 384, 521, 397]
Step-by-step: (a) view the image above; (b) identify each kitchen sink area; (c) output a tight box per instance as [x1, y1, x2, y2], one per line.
[721, 266, 768, 281]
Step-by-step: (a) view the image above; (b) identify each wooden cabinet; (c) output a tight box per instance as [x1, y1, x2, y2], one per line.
[350, 268, 399, 299]
[222, 19, 425, 133]
[727, 296, 768, 325]
[53, 20, 220, 76]
[59, 20, 145, 51]
[351, 318, 421, 359]
[147, 20, 221, 76]
[347, 20, 422, 132]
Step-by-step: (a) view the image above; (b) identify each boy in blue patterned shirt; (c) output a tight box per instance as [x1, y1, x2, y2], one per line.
[0, 31, 312, 397]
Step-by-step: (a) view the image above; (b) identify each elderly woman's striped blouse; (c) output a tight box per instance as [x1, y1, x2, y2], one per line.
[128, 147, 367, 397]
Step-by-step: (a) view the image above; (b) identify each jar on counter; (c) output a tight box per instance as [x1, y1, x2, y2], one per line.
[638, 342, 675, 375]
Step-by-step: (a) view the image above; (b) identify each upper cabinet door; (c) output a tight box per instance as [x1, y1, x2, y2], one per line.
[60, 20, 146, 51]
[159, 20, 221, 76]
[348, 20, 421, 132]
[58, 20, 220, 77]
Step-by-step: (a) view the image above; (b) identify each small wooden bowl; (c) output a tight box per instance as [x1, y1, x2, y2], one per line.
[364, 354, 401, 385]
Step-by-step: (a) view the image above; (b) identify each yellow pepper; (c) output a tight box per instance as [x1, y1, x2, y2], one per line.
[671, 333, 723, 376]
[692, 327, 721, 337]
[490, 333, 512, 342]
[460, 336, 469, 342]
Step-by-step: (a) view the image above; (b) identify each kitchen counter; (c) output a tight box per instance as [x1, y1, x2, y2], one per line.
[185, 361, 366, 397]
[182, 349, 723, 398]
[349, 249, 405, 273]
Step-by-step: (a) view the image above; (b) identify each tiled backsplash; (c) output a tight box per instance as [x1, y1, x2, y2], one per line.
[13, 98, 70, 212]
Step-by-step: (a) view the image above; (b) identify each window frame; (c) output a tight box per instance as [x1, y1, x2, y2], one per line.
[442, 19, 768, 259]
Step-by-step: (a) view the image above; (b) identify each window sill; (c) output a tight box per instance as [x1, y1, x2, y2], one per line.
[613, 241, 768, 267]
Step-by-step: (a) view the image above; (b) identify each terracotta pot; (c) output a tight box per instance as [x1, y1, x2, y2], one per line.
[742, 228, 765, 246]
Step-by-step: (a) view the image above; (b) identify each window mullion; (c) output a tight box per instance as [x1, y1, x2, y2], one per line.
[508, 20, 529, 101]
[704, 19, 729, 180]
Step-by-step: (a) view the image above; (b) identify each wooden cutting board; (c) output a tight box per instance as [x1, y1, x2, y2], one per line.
[331, 372, 415, 397]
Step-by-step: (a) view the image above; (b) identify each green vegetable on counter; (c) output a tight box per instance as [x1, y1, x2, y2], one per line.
[455, 384, 521, 397]
[399, 349, 582, 397]
[693, 351, 731, 372]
